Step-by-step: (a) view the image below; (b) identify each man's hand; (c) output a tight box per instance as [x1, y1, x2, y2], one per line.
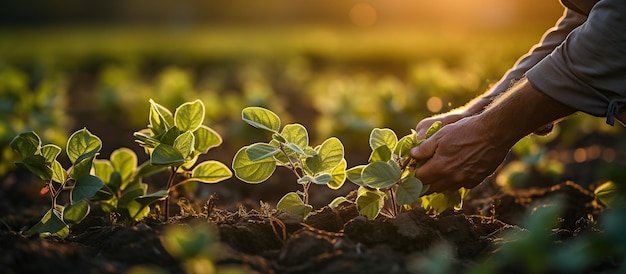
[411, 79, 575, 194]
[410, 116, 510, 194]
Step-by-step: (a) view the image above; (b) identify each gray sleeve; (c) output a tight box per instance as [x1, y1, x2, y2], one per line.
[526, 0, 626, 125]
[484, 9, 587, 99]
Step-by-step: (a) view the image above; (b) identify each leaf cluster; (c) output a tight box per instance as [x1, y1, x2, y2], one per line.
[10, 129, 104, 237]
[346, 122, 469, 219]
[232, 107, 347, 218]
[133, 99, 232, 219]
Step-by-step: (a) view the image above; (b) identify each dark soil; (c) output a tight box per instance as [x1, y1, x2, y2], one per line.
[0, 171, 610, 274]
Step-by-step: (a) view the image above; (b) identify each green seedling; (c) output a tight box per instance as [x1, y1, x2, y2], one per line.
[346, 122, 468, 219]
[92, 148, 170, 223]
[10, 129, 105, 237]
[134, 99, 232, 220]
[232, 107, 347, 218]
[161, 222, 249, 274]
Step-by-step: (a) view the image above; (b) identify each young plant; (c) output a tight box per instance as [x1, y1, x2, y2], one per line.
[134, 99, 232, 220]
[160, 222, 249, 274]
[92, 148, 171, 223]
[346, 122, 469, 219]
[232, 107, 347, 218]
[10, 129, 104, 237]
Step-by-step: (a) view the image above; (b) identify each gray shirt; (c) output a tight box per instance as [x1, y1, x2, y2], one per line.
[486, 0, 626, 125]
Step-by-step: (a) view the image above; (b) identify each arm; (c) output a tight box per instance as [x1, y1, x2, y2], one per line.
[415, 8, 586, 138]
[526, 0, 626, 125]
[410, 79, 575, 194]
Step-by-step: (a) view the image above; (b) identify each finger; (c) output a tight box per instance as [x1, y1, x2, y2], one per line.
[410, 136, 437, 161]
[415, 122, 428, 140]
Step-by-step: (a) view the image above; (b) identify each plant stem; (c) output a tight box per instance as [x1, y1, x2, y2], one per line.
[279, 143, 303, 179]
[164, 166, 179, 221]
[389, 187, 398, 217]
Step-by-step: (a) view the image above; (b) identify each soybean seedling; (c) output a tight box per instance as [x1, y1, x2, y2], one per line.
[134, 99, 232, 220]
[346, 122, 469, 219]
[232, 107, 347, 218]
[10, 129, 104, 237]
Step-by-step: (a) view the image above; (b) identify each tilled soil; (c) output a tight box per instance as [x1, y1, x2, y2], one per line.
[0, 179, 606, 274]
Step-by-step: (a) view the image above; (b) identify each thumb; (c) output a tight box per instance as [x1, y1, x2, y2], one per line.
[410, 137, 437, 161]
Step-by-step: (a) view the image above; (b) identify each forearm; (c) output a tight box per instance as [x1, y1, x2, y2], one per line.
[475, 79, 576, 147]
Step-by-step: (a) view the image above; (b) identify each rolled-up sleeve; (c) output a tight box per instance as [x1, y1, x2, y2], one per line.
[526, 0, 626, 125]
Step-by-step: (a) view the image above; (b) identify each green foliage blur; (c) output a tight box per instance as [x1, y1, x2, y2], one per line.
[1, 0, 624, 189]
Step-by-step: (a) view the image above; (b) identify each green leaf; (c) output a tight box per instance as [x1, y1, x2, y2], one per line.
[70, 155, 95, 180]
[369, 128, 398, 151]
[133, 130, 160, 149]
[346, 165, 366, 187]
[425, 121, 443, 139]
[136, 161, 167, 178]
[40, 144, 61, 163]
[175, 99, 205, 132]
[594, 181, 619, 208]
[421, 190, 462, 214]
[242, 107, 281, 132]
[396, 177, 424, 205]
[10, 131, 41, 158]
[356, 187, 384, 220]
[362, 161, 401, 189]
[285, 143, 315, 157]
[63, 200, 90, 224]
[151, 144, 185, 166]
[51, 160, 66, 184]
[174, 131, 195, 158]
[93, 160, 113, 184]
[162, 223, 218, 259]
[298, 173, 332, 185]
[71, 175, 104, 203]
[394, 131, 417, 158]
[136, 190, 169, 206]
[276, 192, 313, 218]
[149, 99, 174, 135]
[16, 155, 52, 181]
[159, 126, 181, 146]
[25, 208, 69, 238]
[245, 143, 281, 161]
[369, 145, 392, 162]
[328, 158, 347, 190]
[272, 133, 287, 143]
[125, 200, 151, 221]
[110, 148, 137, 183]
[305, 137, 344, 174]
[66, 128, 102, 164]
[194, 125, 222, 153]
[119, 185, 147, 207]
[328, 197, 349, 209]
[281, 123, 309, 148]
[190, 161, 233, 184]
[232, 146, 276, 184]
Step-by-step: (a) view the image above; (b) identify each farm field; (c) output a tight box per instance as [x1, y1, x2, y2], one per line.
[2, 1, 626, 273]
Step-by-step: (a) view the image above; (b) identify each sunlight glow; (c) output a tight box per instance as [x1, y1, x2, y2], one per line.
[349, 3, 378, 27]
[426, 96, 443, 113]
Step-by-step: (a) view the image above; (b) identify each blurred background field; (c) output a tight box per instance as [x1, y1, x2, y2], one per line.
[2, 0, 625, 207]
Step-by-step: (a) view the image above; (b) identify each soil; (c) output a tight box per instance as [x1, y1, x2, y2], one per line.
[0, 170, 611, 274]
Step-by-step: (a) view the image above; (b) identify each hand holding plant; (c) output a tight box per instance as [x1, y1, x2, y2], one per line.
[346, 122, 468, 219]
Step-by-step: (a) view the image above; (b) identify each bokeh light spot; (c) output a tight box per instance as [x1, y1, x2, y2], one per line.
[426, 96, 443, 113]
[349, 3, 377, 27]
[573, 148, 587, 163]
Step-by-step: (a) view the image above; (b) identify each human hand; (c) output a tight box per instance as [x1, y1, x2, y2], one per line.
[410, 116, 512, 194]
